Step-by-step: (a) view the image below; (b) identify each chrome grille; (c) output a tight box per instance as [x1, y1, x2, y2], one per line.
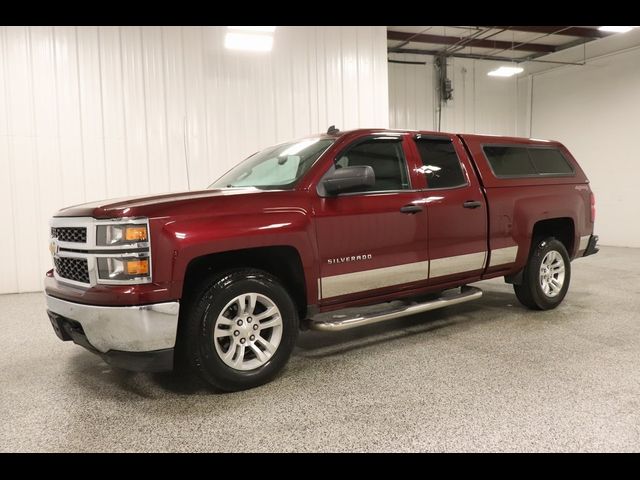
[54, 257, 90, 284]
[50, 217, 152, 287]
[51, 227, 87, 243]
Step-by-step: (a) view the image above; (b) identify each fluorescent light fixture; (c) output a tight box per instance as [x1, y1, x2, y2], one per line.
[228, 26, 276, 33]
[224, 32, 273, 52]
[598, 26, 637, 33]
[487, 66, 524, 77]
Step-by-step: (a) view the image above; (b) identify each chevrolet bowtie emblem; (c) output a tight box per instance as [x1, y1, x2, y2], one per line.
[49, 241, 57, 256]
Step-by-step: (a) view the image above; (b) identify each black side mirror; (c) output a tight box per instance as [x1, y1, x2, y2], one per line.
[323, 165, 375, 195]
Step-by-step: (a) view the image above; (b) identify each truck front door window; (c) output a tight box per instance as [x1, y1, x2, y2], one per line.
[335, 139, 410, 192]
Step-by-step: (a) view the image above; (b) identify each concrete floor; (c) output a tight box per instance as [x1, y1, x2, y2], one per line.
[1, 246, 639, 452]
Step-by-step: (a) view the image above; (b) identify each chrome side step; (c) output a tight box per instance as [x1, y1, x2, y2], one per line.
[309, 286, 482, 332]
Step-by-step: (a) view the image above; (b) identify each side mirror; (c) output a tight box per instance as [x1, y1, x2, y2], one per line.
[323, 165, 375, 195]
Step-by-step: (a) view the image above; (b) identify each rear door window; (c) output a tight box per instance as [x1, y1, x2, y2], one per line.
[414, 138, 467, 189]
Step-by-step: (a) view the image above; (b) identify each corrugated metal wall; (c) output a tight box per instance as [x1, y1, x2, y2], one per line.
[388, 54, 521, 135]
[0, 26, 389, 294]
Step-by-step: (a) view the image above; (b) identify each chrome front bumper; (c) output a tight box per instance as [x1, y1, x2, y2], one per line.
[45, 294, 180, 354]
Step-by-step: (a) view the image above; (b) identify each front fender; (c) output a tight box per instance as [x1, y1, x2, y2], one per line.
[153, 208, 318, 302]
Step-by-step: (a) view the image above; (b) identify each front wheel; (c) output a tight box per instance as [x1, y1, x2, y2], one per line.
[181, 269, 299, 392]
[514, 237, 571, 310]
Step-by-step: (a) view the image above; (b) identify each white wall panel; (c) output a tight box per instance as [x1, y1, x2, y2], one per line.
[356, 28, 375, 128]
[181, 27, 210, 188]
[523, 46, 640, 248]
[341, 28, 360, 129]
[388, 54, 518, 135]
[121, 26, 150, 196]
[0, 26, 389, 293]
[99, 26, 129, 199]
[30, 27, 64, 296]
[77, 27, 108, 200]
[0, 28, 19, 294]
[5, 26, 41, 293]
[140, 26, 171, 195]
[389, 44, 640, 248]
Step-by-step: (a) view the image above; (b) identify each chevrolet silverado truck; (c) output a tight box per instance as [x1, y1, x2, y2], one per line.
[45, 127, 599, 391]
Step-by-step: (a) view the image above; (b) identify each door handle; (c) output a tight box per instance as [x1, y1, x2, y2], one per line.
[463, 200, 482, 209]
[400, 204, 423, 214]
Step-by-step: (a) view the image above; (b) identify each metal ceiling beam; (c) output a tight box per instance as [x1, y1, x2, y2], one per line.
[387, 30, 556, 53]
[487, 26, 609, 38]
[389, 46, 518, 61]
[388, 47, 586, 66]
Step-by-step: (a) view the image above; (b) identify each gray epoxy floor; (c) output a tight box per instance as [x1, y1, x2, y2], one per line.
[1, 246, 640, 452]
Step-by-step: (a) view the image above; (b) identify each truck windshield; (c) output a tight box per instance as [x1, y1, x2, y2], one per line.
[209, 138, 334, 190]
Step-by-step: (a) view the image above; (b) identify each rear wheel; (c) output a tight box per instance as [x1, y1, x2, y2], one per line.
[181, 269, 298, 391]
[514, 237, 571, 310]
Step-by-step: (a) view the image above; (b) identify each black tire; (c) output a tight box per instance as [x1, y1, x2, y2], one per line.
[514, 237, 571, 310]
[180, 268, 298, 392]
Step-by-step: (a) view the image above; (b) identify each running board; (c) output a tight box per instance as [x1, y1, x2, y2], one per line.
[309, 286, 482, 332]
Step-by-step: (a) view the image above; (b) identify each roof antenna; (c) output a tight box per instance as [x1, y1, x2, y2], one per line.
[327, 125, 340, 135]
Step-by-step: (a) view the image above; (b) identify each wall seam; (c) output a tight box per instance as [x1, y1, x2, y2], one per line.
[139, 27, 151, 193]
[73, 27, 88, 201]
[27, 27, 44, 292]
[96, 27, 109, 196]
[117, 27, 131, 195]
[160, 27, 172, 191]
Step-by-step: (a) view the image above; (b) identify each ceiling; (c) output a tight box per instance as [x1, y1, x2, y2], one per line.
[387, 26, 612, 64]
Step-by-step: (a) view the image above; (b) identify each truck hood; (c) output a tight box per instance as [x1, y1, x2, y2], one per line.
[54, 188, 262, 218]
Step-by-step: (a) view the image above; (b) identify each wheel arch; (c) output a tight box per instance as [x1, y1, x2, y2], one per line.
[506, 217, 575, 285]
[530, 217, 575, 258]
[180, 245, 308, 320]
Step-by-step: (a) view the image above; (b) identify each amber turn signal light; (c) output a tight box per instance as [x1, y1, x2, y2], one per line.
[125, 226, 148, 241]
[126, 259, 149, 276]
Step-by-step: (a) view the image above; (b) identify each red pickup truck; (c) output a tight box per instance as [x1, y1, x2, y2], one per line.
[45, 127, 598, 391]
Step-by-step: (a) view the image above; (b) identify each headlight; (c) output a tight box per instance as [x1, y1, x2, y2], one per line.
[96, 224, 148, 246]
[97, 256, 150, 282]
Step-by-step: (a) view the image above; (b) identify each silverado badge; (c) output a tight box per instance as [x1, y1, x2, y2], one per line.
[327, 254, 373, 265]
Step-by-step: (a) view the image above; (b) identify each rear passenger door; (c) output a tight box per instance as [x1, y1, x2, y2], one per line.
[411, 134, 488, 285]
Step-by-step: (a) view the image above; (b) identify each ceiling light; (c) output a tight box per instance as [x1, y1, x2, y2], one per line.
[598, 26, 637, 33]
[228, 26, 276, 33]
[487, 66, 524, 77]
[224, 32, 273, 52]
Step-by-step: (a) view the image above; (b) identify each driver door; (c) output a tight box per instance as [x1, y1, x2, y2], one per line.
[313, 134, 429, 305]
